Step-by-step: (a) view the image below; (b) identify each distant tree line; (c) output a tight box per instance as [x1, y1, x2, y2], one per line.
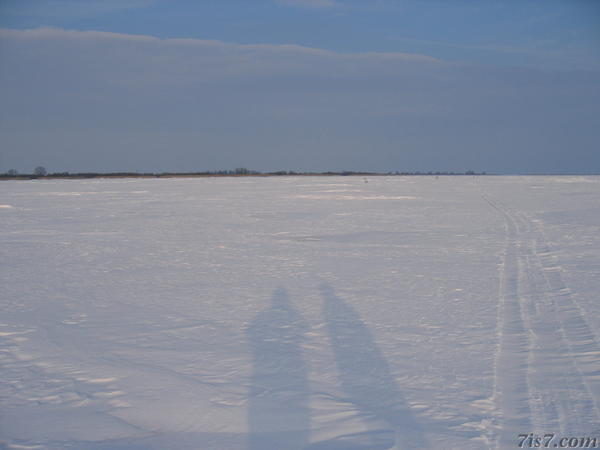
[1, 166, 487, 180]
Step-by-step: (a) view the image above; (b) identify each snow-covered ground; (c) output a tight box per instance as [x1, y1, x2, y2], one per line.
[1, 176, 599, 449]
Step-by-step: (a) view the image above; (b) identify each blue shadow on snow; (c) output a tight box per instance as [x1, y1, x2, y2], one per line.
[246, 287, 310, 450]
[319, 283, 427, 450]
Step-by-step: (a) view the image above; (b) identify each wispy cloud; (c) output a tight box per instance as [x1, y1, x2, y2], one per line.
[0, 27, 436, 65]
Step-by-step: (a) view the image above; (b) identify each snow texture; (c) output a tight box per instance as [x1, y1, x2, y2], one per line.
[1, 176, 599, 449]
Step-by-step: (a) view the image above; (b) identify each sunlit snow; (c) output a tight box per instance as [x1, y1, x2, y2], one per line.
[1, 176, 599, 449]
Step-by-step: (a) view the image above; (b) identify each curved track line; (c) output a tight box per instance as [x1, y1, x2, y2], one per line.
[482, 192, 600, 447]
[483, 195, 533, 449]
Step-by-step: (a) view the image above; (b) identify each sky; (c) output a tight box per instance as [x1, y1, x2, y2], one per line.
[0, 0, 599, 174]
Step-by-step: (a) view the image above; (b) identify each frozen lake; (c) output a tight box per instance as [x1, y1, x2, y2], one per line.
[1, 176, 599, 449]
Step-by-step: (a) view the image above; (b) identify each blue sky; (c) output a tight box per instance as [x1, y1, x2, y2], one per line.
[1, 0, 599, 173]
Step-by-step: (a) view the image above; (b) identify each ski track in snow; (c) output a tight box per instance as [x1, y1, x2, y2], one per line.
[482, 192, 600, 449]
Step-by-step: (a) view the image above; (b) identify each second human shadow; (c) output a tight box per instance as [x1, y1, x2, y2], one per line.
[319, 283, 427, 450]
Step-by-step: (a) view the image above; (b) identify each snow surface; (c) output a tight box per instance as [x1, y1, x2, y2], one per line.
[1, 176, 599, 449]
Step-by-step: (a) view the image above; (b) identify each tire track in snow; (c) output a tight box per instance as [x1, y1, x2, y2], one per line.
[519, 211, 600, 434]
[483, 195, 533, 449]
[511, 219, 561, 435]
[501, 203, 600, 434]
[483, 193, 600, 447]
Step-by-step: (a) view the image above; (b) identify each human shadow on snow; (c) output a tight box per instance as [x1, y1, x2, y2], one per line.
[318, 283, 428, 450]
[245, 285, 427, 450]
[246, 287, 310, 450]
